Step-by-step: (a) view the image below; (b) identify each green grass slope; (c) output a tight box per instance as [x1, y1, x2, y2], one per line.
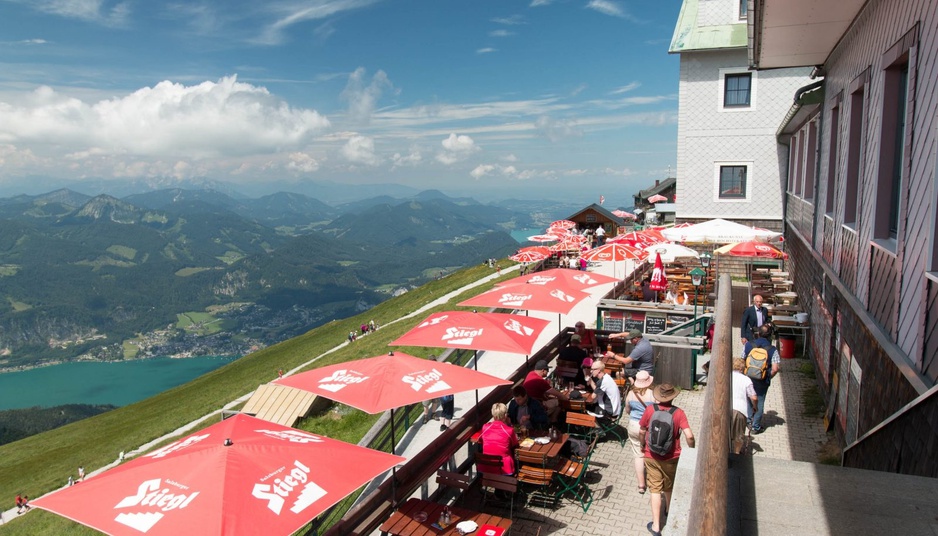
[0, 261, 520, 534]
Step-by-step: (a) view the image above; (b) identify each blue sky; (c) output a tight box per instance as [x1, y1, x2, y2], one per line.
[0, 0, 682, 203]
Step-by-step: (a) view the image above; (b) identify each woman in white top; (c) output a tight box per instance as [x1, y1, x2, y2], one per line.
[624, 371, 657, 494]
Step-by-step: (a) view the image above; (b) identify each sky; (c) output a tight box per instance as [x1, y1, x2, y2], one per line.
[0, 0, 682, 203]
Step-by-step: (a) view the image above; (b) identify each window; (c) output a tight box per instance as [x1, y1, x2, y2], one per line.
[739, 0, 748, 19]
[826, 99, 841, 215]
[875, 27, 916, 243]
[804, 120, 818, 202]
[843, 69, 869, 227]
[719, 166, 747, 199]
[724, 73, 751, 107]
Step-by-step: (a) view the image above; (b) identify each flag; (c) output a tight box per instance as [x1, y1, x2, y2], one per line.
[599, 195, 605, 205]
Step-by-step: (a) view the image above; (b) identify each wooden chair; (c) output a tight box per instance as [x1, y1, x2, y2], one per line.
[561, 398, 586, 413]
[480, 472, 521, 519]
[515, 449, 556, 509]
[565, 411, 598, 441]
[435, 470, 471, 506]
[474, 452, 505, 477]
[553, 435, 599, 512]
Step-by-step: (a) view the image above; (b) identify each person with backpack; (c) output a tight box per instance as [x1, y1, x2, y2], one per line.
[639, 383, 695, 536]
[742, 322, 781, 434]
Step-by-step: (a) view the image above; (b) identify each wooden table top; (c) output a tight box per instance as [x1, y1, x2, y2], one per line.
[379, 497, 512, 536]
[517, 433, 569, 461]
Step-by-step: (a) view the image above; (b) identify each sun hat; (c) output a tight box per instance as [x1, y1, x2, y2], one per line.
[653, 383, 679, 403]
[534, 359, 550, 371]
[627, 329, 643, 339]
[633, 370, 654, 389]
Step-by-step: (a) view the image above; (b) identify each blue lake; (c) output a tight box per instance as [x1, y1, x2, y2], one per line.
[509, 229, 542, 244]
[0, 355, 239, 410]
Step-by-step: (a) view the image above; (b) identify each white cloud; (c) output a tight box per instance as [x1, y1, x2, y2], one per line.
[287, 152, 320, 173]
[502, 153, 518, 162]
[609, 82, 641, 95]
[437, 133, 479, 165]
[341, 67, 393, 125]
[252, 0, 382, 45]
[534, 115, 582, 142]
[530, 0, 551, 6]
[16, 0, 131, 27]
[477, 47, 497, 54]
[489, 29, 513, 37]
[341, 135, 379, 165]
[470, 164, 495, 179]
[0, 76, 330, 160]
[492, 15, 525, 25]
[391, 149, 422, 169]
[585, 0, 634, 19]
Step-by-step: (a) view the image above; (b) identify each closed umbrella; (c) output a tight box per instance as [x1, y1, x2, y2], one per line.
[649, 252, 668, 298]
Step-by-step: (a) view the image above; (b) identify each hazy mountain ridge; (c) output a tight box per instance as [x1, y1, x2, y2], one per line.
[0, 188, 525, 370]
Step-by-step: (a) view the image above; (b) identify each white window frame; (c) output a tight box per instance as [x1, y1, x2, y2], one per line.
[718, 67, 757, 112]
[713, 161, 753, 202]
[737, 0, 748, 20]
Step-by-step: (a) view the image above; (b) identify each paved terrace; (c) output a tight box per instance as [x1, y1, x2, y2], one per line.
[374, 264, 938, 535]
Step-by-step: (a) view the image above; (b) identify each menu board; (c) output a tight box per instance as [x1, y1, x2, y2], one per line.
[667, 314, 693, 328]
[602, 310, 645, 334]
[645, 314, 667, 334]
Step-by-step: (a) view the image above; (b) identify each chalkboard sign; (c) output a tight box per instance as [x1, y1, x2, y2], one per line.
[645, 314, 667, 334]
[624, 317, 645, 332]
[602, 313, 623, 333]
[667, 314, 693, 328]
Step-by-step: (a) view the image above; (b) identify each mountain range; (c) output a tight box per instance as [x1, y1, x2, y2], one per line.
[0, 187, 578, 371]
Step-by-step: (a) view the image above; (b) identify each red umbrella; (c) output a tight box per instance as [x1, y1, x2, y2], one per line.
[518, 245, 550, 255]
[647, 194, 668, 203]
[497, 268, 619, 290]
[389, 311, 549, 355]
[649, 252, 668, 292]
[581, 243, 644, 263]
[526, 234, 558, 243]
[273, 353, 510, 414]
[459, 282, 590, 316]
[714, 241, 788, 259]
[612, 209, 637, 220]
[548, 219, 577, 230]
[510, 250, 549, 263]
[32, 414, 404, 536]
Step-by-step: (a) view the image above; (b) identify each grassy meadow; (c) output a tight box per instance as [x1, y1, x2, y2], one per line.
[0, 260, 519, 534]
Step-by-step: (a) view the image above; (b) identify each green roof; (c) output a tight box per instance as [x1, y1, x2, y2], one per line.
[669, 0, 748, 53]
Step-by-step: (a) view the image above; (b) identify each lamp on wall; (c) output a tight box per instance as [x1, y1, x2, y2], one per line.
[809, 65, 825, 80]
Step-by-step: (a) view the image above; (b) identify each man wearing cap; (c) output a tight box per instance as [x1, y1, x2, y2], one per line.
[607, 328, 655, 376]
[585, 359, 621, 420]
[639, 384, 695, 536]
[523, 359, 568, 422]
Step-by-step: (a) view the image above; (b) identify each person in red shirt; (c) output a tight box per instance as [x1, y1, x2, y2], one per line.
[479, 403, 520, 475]
[522, 360, 568, 422]
[639, 383, 695, 536]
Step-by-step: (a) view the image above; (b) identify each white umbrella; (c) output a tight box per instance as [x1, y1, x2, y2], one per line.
[660, 218, 781, 244]
[643, 243, 700, 263]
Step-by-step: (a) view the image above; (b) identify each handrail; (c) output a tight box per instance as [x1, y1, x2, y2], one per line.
[686, 273, 732, 533]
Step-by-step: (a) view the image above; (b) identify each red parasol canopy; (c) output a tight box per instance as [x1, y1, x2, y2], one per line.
[32, 414, 404, 536]
[509, 250, 549, 263]
[647, 194, 668, 203]
[389, 311, 549, 355]
[580, 243, 644, 263]
[497, 268, 619, 290]
[612, 209, 637, 220]
[458, 282, 591, 315]
[714, 241, 788, 259]
[273, 353, 510, 414]
[649, 252, 668, 291]
[526, 234, 558, 243]
[548, 219, 577, 230]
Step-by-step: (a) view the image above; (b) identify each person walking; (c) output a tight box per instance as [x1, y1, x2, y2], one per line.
[742, 323, 781, 434]
[439, 393, 455, 431]
[421, 397, 439, 424]
[639, 384, 695, 536]
[625, 371, 656, 494]
[740, 294, 770, 345]
[731, 358, 758, 452]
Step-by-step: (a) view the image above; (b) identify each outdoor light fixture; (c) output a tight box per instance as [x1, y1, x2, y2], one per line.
[699, 252, 712, 268]
[689, 267, 706, 324]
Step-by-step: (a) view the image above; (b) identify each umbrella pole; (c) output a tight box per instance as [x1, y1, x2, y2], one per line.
[390, 408, 398, 506]
[473, 351, 479, 408]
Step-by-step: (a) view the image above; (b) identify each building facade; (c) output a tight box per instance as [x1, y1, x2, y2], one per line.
[670, 0, 810, 227]
[751, 0, 938, 476]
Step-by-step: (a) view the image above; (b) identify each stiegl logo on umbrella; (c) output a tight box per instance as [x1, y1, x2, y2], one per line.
[402, 368, 451, 393]
[317, 368, 370, 392]
[114, 478, 200, 533]
[503, 318, 534, 337]
[443, 326, 483, 345]
[146, 434, 210, 459]
[251, 459, 326, 516]
[255, 429, 325, 444]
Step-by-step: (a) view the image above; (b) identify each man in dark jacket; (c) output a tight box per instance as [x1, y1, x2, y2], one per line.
[507, 384, 549, 431]
[740, 294, 770, 344]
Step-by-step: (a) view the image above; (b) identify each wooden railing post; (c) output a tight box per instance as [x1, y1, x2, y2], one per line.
[686, 273, 732, 534]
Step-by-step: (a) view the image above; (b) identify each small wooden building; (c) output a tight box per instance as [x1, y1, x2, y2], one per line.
[566, 203, 629, 236]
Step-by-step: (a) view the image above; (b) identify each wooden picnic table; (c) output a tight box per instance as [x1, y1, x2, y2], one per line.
[515, 432, 569, 465]
[379, 497, 512, 536]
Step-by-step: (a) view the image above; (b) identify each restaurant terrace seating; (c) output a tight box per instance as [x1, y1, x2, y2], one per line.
[553, 435, 598, 512]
